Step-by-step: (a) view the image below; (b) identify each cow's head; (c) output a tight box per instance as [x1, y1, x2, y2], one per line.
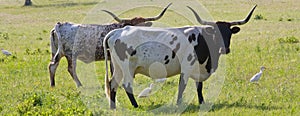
[102, 3, 172, 27]
[188, 5, 257, 54]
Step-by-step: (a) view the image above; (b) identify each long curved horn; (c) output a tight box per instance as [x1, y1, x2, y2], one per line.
[103, 3, 172, 23]
[229, 5, 257, 26]
[187, 6, 215, 25]
[101, 10, 123, 23]
[144, 3, 172, 21]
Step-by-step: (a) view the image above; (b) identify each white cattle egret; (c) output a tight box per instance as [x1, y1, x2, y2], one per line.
[1, 48, 12, 56]
[250, 66, 266, 82]
[155, 78, 167, 83]
[138, 83, 154, 98]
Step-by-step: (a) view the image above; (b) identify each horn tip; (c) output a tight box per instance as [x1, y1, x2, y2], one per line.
[165, 3, 172, 8]
[101, 9, 108, 12]
[186, 6, 192, 9]
[253, 5, 258, 9]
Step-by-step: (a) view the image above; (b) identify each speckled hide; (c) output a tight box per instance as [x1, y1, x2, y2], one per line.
[104, 5, 257, 109]
[48, 22, 123, 87]
[52, 22, 122, 63]
[48, 3, 172, 87]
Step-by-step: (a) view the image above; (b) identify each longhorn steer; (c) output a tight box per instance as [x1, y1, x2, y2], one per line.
[104, 5, 257, 109]
[48, 3, 172, 87]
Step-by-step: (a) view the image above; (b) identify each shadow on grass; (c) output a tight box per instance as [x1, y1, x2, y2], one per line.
[137, 100, 283, 115]
[211, 101, 283, 112]
[29, 2, 99, 8]
[139, 103, 203, 114]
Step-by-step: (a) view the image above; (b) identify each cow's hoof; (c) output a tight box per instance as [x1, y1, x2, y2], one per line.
[110, 105, 116, 110]
[176, 99, 183, 105]
[200, 101, 205, 104]
[76, 83, 83, 88]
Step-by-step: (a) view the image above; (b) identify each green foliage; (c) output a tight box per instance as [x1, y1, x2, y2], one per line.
[255, 45, 261, 52]
[15, 91, 93, 115]
[0, 32, 9, 40]
[278, 36, 299, 44]
[279, 17, 294, 22]
[254, 14, 265, 20]
[25, 48, 48, 55]
[36, 37, 43, 40]
[0, 105, 2, 112]
[17, 92, 45, 114]
[287, 18, 293, 21]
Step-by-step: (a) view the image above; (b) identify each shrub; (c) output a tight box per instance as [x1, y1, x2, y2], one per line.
[16, 91, 93, 115]
[287, 18, 293, 21]
[0, 32, 9, 40]
[278, 36, 299, 44]
[17, 93, 44, 114]
[0, 105, 2, 112]
[36, 37, 43, 40]
[25, 48, 44, 55]
[254, 14, 265, 20]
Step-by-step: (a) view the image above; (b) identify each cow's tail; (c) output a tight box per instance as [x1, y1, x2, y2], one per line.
[103, 31, 111, 100]
[50, 22, 63, 64]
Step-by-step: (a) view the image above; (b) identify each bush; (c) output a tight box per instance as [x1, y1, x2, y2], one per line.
[17, 92, 44, 114]
[287, 18, 293, 21]
[0, 32, 9, 40]
[278, 36, 299, 44]
[254, 14, 265, 20]
[16, 91, 93, 115]
[0, 105, 3, 112]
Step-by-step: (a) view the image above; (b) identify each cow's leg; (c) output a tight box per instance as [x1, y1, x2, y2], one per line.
[109, 59, 123, 109]
[177, 73, 189, 105]
[196, 81, 204, 104]
[122, 63, 138, 108]
[66, 55, 82, 87]
[123, 83, 138, 108]
[48, 54, 62, 87]
[109, 78, 120, 109]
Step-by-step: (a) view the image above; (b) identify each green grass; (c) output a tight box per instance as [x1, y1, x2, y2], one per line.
[1, 0, 299, 115]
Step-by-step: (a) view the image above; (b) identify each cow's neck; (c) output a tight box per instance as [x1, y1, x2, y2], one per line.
[195, 32, 221, 74]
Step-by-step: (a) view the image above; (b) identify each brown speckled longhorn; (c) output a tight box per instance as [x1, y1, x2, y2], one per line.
[48, 3, 172, 87]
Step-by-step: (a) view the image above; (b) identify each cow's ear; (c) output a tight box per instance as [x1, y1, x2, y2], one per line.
[231, 26, 240, 34]
[204, 26, 215, 35]
[136, 22, 152, 27]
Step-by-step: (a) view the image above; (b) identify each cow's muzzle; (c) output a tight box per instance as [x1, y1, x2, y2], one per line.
[219, 47, 230, 54]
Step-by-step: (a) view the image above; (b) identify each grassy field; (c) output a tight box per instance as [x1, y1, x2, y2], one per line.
[0, 0, 299, 115]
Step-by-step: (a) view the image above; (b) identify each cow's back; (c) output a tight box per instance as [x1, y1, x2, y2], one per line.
[54, 22, 122, 63]
[107, 26, 200, 78]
